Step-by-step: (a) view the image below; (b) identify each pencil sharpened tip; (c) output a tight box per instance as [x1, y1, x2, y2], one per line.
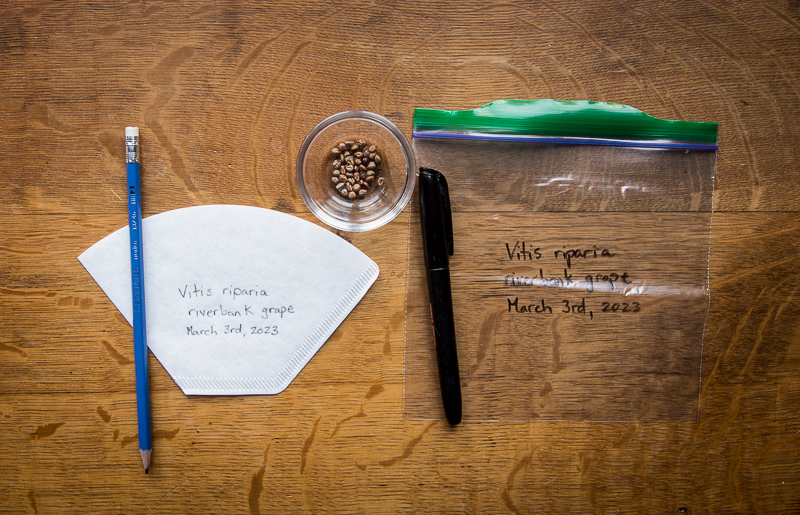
[140, 448, 152, 473]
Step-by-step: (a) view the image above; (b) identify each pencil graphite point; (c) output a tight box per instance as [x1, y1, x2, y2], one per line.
[141, 448, 152, 473]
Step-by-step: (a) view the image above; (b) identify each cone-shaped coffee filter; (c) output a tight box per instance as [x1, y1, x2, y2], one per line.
[79, 205, 379, 395]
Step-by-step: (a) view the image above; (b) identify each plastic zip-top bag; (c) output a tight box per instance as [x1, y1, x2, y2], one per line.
[405, 100, 717, 422]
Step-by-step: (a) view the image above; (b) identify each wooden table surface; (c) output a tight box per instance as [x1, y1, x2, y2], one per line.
[2, 1, 799, 513]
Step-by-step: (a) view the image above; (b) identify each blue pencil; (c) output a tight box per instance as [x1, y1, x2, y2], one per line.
[126, 127, 152, 473]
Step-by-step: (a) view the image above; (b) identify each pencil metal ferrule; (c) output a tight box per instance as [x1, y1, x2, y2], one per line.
[126, 134, 139, 164]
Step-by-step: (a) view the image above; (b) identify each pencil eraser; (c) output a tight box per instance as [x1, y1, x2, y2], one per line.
[125, 127, 139, 138]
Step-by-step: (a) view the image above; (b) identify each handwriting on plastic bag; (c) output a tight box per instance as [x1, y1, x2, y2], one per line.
[502, 241, 640, 320]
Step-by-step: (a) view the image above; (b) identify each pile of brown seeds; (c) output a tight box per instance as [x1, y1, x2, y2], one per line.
[330, 139, 384, 200]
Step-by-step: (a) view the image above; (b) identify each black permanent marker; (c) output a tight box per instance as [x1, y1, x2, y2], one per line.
[418, 167, 461, 425]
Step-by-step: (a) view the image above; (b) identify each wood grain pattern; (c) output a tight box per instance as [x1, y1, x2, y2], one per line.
[1, 1, 799, 513]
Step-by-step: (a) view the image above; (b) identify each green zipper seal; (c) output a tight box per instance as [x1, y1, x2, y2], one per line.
[413, 99, 718, 149]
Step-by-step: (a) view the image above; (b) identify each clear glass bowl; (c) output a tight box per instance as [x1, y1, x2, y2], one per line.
[296, 111, 416, 232]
